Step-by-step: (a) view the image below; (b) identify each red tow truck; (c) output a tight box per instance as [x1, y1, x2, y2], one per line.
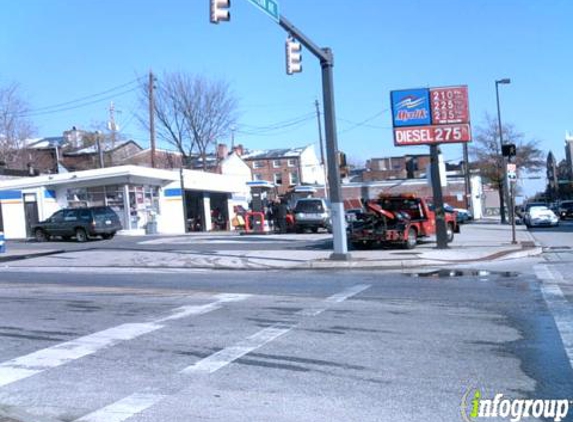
[347, 194, 459, 249]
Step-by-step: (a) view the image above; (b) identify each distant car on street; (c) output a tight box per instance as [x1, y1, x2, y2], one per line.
[558, 200, 573, 220]
[33, 206, 122, 242]
[523, 205, 559, 228]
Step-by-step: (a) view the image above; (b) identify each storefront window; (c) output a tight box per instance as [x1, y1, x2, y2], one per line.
[65, 184, 160, 231]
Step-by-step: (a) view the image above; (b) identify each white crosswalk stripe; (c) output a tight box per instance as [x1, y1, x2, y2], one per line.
[0, 293, 251, 389]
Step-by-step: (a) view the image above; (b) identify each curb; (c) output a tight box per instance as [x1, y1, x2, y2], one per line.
[0, 245, 543, 272]
[0, 250, 66, 263]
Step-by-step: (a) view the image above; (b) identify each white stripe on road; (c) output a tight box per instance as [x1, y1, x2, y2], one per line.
[535, 264, 573, 369]
[0, 323, 163, 388]
[75, 393, 167, 422]
[182, 326, 291, 374]
[70, 285, 370, 422]
[182, 284, 370, 374]
[0, 293, 250, 388]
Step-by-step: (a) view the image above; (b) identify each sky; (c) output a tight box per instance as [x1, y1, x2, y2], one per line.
[1, 0, 572, 197]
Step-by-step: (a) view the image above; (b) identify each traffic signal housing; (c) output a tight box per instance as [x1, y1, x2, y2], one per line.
[286, 37, 302, 75]
[501, 143, 516, 158]
[210, 0, 230, 24]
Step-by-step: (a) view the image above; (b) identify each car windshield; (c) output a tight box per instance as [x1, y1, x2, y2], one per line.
[295, 200, 324, 213]
[529, 206, 550, 214]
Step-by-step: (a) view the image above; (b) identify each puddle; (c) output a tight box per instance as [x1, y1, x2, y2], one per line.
[408, 269, 519, 278]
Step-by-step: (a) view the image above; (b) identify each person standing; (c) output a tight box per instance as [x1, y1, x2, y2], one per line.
[277, 199, 288, 234]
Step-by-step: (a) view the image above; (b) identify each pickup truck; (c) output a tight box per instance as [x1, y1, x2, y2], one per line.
[347, 194, 459, 249]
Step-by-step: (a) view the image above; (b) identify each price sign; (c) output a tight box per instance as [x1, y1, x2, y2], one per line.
[430, 86, 469, 125]
[394, 124, 471, 146]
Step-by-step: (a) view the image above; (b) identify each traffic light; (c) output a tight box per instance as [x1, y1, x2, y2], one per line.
[210, 0, 230, 24]
[337, 151, 347, 167]
[502, 143, 516, 157]
[285, 37, 302, 75]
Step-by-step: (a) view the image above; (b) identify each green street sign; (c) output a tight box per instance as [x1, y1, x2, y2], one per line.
[247, 0, 279, 22]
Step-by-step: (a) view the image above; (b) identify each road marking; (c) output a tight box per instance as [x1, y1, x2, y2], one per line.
[74, 392, 166, 422]
[0, 323, 162, 388]
[70, 284, 370, 421]
[535, 264, 573, 369]
[0, 293, 250, 388]
[182, 284, 370, 374]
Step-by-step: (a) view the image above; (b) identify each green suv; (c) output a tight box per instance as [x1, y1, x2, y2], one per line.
[33, 206, 122, 242]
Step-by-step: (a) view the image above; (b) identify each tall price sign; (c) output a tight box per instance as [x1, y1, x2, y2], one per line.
[391, 85, 471, 146]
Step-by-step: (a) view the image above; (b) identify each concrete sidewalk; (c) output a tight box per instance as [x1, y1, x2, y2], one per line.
[0, 221, 541, 270]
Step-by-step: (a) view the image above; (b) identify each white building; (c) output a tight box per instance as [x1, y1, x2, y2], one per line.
[0, 165, 251, 239]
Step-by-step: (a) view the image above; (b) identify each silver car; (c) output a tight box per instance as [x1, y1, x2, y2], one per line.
[523, 206, 559, 228]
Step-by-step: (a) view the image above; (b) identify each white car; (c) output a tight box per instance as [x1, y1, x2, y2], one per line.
[523, 206, 559, 228]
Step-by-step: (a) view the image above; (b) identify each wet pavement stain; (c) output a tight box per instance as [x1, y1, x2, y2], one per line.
[409, 269, 519, 278]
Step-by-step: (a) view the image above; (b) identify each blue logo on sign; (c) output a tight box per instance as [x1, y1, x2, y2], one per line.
[391, 88, 431, 127]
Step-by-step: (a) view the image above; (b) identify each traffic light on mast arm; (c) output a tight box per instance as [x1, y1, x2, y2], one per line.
[210, 0, 230, 24]
[286, 36, 302, 75]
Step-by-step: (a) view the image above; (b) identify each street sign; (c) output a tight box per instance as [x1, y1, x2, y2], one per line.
[390, 88, 431, 127]
[246, 0, 280, 22]
[394, 123, 471, 146]
[507, 163, 517, 181]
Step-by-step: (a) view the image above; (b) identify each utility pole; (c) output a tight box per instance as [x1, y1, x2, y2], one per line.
[108, 101, 117, 150]
[430, 145, 448, 249]
[96, 131, 105, 169]
[149, 70, 157, 169]
[315, 99, 328, 199]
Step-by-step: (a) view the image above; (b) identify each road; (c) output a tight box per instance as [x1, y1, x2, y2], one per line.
[0, 222, 572, 422]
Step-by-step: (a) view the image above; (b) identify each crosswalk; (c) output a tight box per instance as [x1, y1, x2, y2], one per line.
[0, 285, 370, 422]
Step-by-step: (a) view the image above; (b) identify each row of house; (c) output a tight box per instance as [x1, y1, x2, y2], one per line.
[1, 129, 485, 239]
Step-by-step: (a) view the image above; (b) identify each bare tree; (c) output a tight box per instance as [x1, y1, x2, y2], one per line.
[471, 113, 544, 219]
[139, 72, 238, 170]
[0, 83, 36, 168]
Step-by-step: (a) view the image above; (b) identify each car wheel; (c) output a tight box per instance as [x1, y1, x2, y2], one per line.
[75, 228, 88, 243]
[35, 229, 48, 242]
[405, 228, 417, 249]
[102, 232, 115, 240]
[311, 227, 319, 233]
[446, 223, 454, 243]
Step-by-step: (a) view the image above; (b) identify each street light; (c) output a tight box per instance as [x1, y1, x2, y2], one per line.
[495, 78, 511, 224]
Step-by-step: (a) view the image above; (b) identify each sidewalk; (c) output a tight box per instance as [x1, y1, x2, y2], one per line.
[0, 221, 542, 270]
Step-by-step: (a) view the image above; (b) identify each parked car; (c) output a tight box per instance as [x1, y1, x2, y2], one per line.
[523, 205, 559, 228]
[454, 208, 472, 224]
[558, 200, 573, 220]
[33, 206, 122, 242]
[293, 198, 332, 233]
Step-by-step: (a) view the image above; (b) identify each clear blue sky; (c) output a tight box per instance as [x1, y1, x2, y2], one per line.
[1, 0, 571, 195]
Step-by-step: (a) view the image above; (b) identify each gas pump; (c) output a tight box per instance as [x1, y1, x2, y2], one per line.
[244, 181, 276, 234]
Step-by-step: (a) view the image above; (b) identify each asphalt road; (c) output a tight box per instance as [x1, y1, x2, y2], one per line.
[0, 259, 572, 422]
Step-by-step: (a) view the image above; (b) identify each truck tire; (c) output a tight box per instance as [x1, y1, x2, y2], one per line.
[446, 223, 455, 243]
[405, 228, 417, 249]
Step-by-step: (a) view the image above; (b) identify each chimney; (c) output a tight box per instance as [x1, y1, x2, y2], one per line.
[233, 144, 244, 156]
[217, 143, 228, 160]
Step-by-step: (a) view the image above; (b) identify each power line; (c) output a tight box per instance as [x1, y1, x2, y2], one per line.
[19, 86, 140, 118]
[237, 112, 315, 135]
[16, 78, 143, 118]
[337, 109, 391, 134]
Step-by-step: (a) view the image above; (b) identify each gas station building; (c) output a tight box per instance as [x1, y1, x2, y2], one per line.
[0, 165, 251, 239]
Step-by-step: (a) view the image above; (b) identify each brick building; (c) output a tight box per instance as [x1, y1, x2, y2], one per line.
[241, 145, 325, 195]
[363, 154, 431, 181]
